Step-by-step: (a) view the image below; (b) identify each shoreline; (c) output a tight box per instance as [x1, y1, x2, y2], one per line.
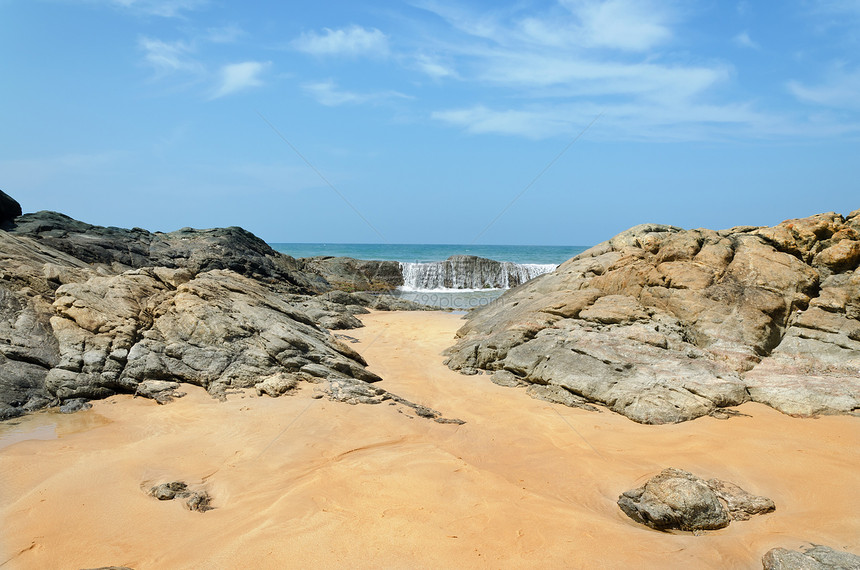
[2, 310, 858, 568]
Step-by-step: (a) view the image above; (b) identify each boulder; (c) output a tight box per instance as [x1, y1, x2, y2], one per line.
[444, 211, 860, 423]
[149, 481, 213, 512]
[617, 468, 774, 532]
[762, 545, 860, 569]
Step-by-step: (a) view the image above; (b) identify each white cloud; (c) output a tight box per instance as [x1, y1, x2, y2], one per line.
[292, 25, 389, 57]
[414, 55, 457, 79]
[302, 80, 411, 106]
[788, 67, 860, 110]
[556, 0, 674, 51]
[211, 61, 270, 99]
[733, 31, 759, 49]
[138, 36, 199, 73]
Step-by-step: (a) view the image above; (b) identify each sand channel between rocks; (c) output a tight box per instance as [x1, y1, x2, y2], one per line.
[1, 310, 858, 569]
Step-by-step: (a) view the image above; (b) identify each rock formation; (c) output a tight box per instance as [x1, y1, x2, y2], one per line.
[445, 211, 860, 424]
[149, 481, 213, 512]
[762, 545, 860, 569]
[617, 468, 775, 532]
[0, 199, 438, 420]
[298, 256, 404, 291]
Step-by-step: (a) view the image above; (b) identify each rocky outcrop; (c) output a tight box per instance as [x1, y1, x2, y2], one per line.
[762, 545, 860, 569]
[298, 256, 404, 291]
[8, 211, 328, 294]
[444, 211, 860, 424]
[618, 468, 774, 532]
[0, 190, 22, 229]
[0, 196, 445, 420]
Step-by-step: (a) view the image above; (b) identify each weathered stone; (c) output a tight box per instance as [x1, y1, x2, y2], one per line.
[135, 380, 184, 404]
[1, 195, 446, 420]
[150, 481, 188, 500]
[58, 398, 92, 414]
[298, 256, 403, 292]
[445, 211, 860, 423]
[705, 478, 775, 520]
[255, 374, 299, 397]
[618, 468, 774, 532]
[762, 545, 860, 570]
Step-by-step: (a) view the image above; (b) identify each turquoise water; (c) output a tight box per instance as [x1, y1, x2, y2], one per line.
[270, 243, 589, 264]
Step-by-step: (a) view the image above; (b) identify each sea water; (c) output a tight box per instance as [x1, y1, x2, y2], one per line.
[270, 243, 589, 308]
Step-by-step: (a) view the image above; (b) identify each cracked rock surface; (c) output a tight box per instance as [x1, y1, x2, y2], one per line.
[617, 468, 775, 532]
[762, 545, 860, 570]
[0, 200, 444, 420]
[444, 210, 860, 424]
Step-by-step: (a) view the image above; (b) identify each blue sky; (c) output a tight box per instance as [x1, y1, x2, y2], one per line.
[2, 0, 858, 245]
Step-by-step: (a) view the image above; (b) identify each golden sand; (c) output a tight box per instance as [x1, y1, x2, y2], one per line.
[1, 310, 858, 569]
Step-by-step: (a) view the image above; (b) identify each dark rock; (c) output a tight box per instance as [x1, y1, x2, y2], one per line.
[762, 545, 860, 569]
[149, 481, 213, 512]
[299, 256, 403, 292]
[9, 211, 326, 294]
[444, 212, 860, 423]
[0, 190, 22, 229]
[59, 398, 93, 414]
[150, 481, 188, 500]
[618, 468, 774, 532]
[184, 491, 213, 512]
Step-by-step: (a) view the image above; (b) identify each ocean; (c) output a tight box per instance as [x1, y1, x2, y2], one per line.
[269, 243, 588, 265]
[270, 243, 590, 309]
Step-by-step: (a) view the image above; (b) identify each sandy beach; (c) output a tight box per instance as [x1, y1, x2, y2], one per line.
[1, 310, 858, 569]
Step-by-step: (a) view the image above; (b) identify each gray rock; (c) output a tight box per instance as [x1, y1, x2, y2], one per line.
[150, 481, 188, 500]
[135, 380, 185, 404]
[763, 545, 860, 569]
[299, 256, 403, 292]
[58, 398, 92, 414]
[618, 468, 774, 532]
[255, 374, 299, 397]
[9, 211, 326, 294]
[445, 211, 860, 423]
[706, 477, 775, 521]
[1, 201, 433, 420]
[149, 481, 213, 512]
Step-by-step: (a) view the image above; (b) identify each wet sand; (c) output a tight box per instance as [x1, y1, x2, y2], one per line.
[1, 310, 858, 569]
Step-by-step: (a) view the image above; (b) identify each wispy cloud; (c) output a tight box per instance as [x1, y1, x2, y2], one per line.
[788, 66, 860, 110]
[302, 80, 411, 106]
[138, 36, 200, 73]
[733, 31, 759, 49]
[292, 25, 389, 57]
[410, 1, 758, 139]
[211, 61, 270, 99]
[414, 54, 457, 79]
